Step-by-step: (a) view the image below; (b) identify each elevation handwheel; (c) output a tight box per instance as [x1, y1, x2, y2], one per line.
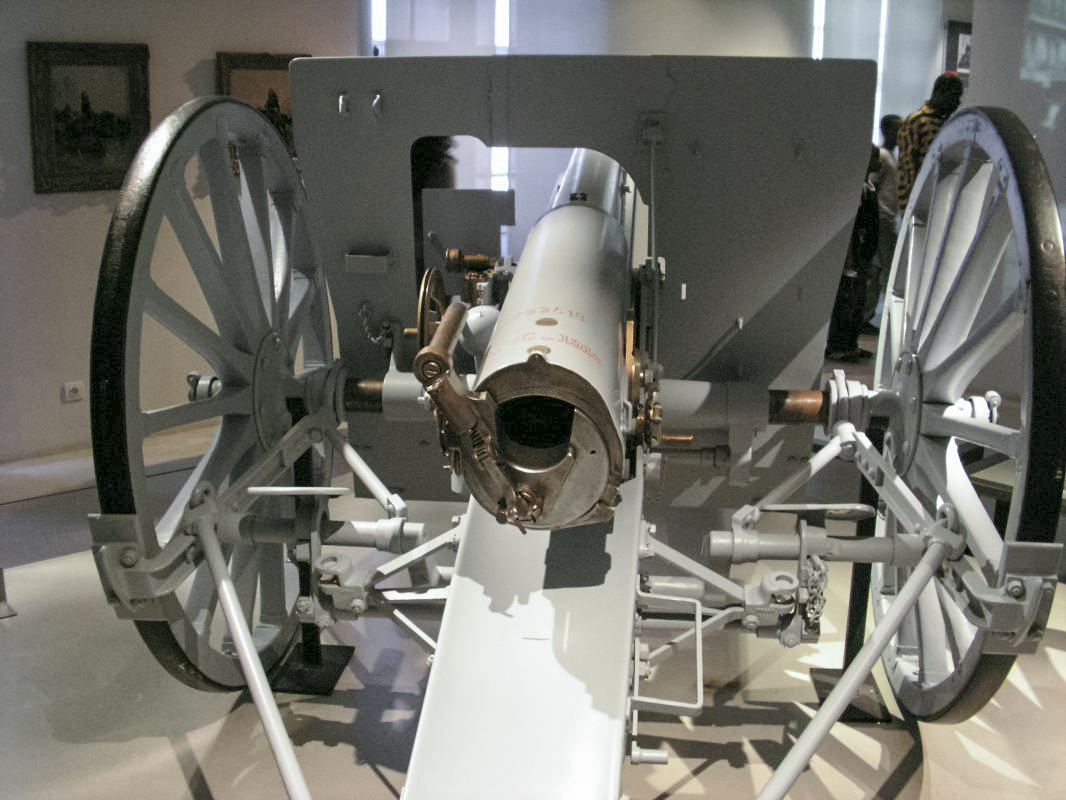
[91, 97, 335, 690]
[871, 107, 1066, 721]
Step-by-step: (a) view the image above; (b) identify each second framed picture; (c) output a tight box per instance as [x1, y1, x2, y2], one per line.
[216, 52, 307, 156]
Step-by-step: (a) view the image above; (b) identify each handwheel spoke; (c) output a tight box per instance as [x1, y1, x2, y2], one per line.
[922, 286, 1025, 403]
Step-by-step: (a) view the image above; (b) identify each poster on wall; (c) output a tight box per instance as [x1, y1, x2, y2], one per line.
[945, 20, 973, 84]
[216, 52, 307, 156]
[27, 42, 150, 193]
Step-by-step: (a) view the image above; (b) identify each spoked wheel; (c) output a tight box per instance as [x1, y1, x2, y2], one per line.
[91, 97, 336, 690]
[871, 107, 1066, 721]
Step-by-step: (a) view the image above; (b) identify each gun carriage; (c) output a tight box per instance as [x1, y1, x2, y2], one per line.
[88, 56, 1065, 798]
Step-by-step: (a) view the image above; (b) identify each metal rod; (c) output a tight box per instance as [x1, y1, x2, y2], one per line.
[843, 425, 884, 667]
[647, 535, 746, 604]
[196, 519, 312, 800]
[739, 434, 844, 526]
[325, 425, 405, 518]
[756, 539, 949, 800]
[391, 608, 438, 651]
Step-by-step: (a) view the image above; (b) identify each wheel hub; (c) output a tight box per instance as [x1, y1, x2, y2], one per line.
[886, 350, 923, 475]
[253, 332, 295, 448]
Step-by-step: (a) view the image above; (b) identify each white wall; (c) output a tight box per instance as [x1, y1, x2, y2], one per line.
[0, 0, 363, 462]
[968, 0, 1066, 203]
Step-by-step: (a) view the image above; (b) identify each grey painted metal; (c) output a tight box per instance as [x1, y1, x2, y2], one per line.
[757, 540, 951, 800]
[290, 55, 875, 385]
[402, 469, 646, 800]
[90, 97, 329, 688]
[195, 512, 311, 800]
[871, 107, 1066, 721]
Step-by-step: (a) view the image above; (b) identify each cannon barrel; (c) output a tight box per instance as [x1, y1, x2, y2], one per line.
[474, 149, 630, 529]
[416, 149, 633, 530]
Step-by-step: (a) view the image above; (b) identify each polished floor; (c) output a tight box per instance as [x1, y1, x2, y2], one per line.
[3, 545, 1064, 799]
[2, 338, 1065, 799]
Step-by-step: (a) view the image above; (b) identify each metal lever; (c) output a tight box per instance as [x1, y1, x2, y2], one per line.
[190, 485, 311, 800]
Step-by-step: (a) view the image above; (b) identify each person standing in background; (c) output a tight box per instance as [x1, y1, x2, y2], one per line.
[865, 113, 902, 329]
[896, 71, 964, 208]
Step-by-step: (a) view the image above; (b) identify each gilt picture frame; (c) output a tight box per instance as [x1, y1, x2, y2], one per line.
[216, 51, 307, 156]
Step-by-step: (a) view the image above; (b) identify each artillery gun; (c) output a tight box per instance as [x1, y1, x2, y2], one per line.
[88, 56, 1065, 798]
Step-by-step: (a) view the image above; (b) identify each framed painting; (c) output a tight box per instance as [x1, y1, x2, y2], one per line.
[27, 42, 150, 193]
[945, 20, 973, 77]
[216, 52, 307, 155]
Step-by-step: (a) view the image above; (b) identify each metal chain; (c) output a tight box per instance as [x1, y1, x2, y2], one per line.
[803, 555, 828, 628]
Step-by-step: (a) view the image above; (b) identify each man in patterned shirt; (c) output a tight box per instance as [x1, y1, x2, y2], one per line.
[896, 72, 964, 208]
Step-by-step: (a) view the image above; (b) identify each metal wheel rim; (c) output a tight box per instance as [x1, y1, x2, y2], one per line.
[871, 107, 1066, 721]
[91, 97, 333, 689]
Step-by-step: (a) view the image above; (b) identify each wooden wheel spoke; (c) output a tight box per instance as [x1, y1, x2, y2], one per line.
[235, 144, 276, 313]
[921, 403, 1021, 460]
[200, 139, 271, 333]
[935, 578, 977, 667]
[922, 286, 1024, 404]
[165, 184, 260, 352]
[185, 556, 222, 633]
[897, 215, 929, 347]
[937, 437, 1005, 572]
[270, 192, 300, 325]
[913, 165, 965, 339]
[917, 159, 997, 347]
[230, 544, 262, 629]
[920, 188, 1011, 368]
[915, 581, 950, 682]
[151, 419, 258, 544]
[284, 273, 329, 362]
[140, 386, 253, 437]
[144, 280, 254, 383]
